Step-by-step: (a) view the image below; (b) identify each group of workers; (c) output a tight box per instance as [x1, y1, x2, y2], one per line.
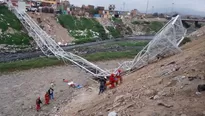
[36, 70, 123, 111]
[36, 87, 54, 112]
[99, 69, 123, 94]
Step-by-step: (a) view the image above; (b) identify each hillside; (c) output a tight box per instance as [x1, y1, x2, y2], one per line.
[57, 15, 161, 44]
[28, 12, 74, 45]
[0, 6, 32, 52]
[58, 15, 108, 44]
[57, 35, 205, 115]
[0, 5, 165, 48]
[123, 17, 165, 35]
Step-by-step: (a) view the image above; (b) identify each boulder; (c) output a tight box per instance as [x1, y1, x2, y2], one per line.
[113, 93, 132, 108]
[108, 111, 117, 116]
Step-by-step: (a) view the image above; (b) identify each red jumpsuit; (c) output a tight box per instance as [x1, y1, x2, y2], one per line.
[116, 69, 122, 84]
[45, 92, 50, 105]
[109, 74, 115, 89]
[36, 97, 42, 111]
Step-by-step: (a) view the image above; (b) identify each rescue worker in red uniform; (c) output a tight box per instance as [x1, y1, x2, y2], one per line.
[45, 92, 50, 105]
[36, 97, 42, 112]
[116, 69, 122, 84]
[109, 73, 115, 89]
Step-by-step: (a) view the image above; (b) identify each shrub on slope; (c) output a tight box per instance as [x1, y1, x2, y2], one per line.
[58, 15, 108, 43]
[0, 6, 31, 45]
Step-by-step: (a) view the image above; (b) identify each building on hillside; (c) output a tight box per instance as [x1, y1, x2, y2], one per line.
[88, 5, 94, 10]
[81, 4, 86, 10]
[86, 4, 94, 17]
[71, 6, 80, 15]
[55, 0, 70, 14]
[103, 10, 130, 19]
[62, 0, 70, 10]
[69, 4, 94, 16]
[96, 6, 104, 16]
[130, 9, 140, 17]
[41, 0, 56, 4]
[103, 10, 111, 18]
[108, 4, 115, 11]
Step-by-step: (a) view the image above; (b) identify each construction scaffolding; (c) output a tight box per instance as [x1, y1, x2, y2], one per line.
[6, 1, 187, 79]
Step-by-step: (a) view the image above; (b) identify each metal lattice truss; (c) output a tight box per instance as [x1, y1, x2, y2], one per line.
[6, 2, 109, 78]
[113, 15, 187, 73]
[6, 1, 186, 78]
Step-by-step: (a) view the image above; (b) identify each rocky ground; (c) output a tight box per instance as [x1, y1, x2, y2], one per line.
[0, 59, 126, 116]
[56, 35, 205, 116]
[188, 26, 205, 38]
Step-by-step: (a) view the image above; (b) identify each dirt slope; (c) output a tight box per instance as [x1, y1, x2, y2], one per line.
[188, 26, 205, 38]
[28, 12, 73, 45]
[58, 36, 205, 116]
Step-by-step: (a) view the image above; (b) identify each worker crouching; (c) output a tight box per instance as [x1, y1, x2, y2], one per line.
[108, 73, 116, 89]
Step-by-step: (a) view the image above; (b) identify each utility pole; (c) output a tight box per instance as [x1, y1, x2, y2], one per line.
[145, 0, 149, 14]
[172, 2, 174, 13]
[123, 2, 125, 11]
[152, 6, 154, 14]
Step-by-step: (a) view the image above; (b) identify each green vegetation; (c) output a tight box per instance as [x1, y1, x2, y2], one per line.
[142, 21, 164, 34]
[0, 6, 31, 45]
[132, 21, 150, 25]
[58, 15, 108, 43]
[0, 6, 22, 31]
[132, 20, 164, 34]
[0, 49, 141, 72]
[111, 17, 122, 23]
[74, 38, 96, 44]
[132, 21, 140, 25]
[84, 50, 139, 61]
[107, 26, 122, 38]
[148, 21, 164, 32]
[0, 57, 64, 72]
[0, 33, 31, 45]
[110, 17, 132, 36]
[179, 37, 191, 46]
[115, 41, 149, 47]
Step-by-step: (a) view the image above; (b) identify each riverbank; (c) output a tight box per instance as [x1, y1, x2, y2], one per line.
[0, 36, 153, 62]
